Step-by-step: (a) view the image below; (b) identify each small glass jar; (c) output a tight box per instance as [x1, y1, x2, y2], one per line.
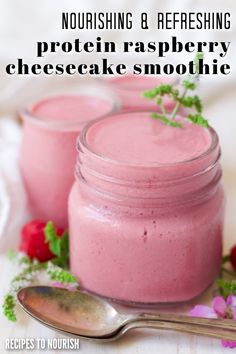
[20, 95, 116, 228]
[106, 75, 176, 112]
[69, 112, 225, 304]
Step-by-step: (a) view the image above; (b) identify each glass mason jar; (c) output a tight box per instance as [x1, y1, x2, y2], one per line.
[20, 95, 116, 228]
[69, 111, 225, 304]
[105, 75, 176, 112]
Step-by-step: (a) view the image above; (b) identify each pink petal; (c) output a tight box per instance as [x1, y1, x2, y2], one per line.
[212, 296, 227, 317]
[190, 305, 218, 319]
[227, 295, 236, 307]
[221, 340, 236, 348]
[51, 281, 77, 291]
[51, 281, 65, 288]
[65, 283, 78, 291]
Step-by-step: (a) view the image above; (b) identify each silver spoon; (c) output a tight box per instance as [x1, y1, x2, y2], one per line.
[17, 286, 236, 342]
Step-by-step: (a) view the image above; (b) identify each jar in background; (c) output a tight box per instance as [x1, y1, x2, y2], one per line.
[20, 95, 116, 228]
[69, 111, 225, 304]
[106, 75, 176, 112]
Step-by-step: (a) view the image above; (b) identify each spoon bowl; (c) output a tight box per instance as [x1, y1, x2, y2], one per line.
[17, 286, 125, 338]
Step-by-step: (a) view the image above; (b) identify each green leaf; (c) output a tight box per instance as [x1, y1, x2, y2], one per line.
[179, 95, 203, 114]
[151, 113, 182, 128]
[44, 221, 61, 257]
[60, 231, 69, 258]
[144, 84, 174, 100]
[192, 95, 202, 113]
[170, 88, 179, 99]
[44, 222, 70, 268]
[143, 88, 158, 99]
[179, 96, 194, 108]
[216, 278, 236, 298]
[187, 114, 209, 128]
[222, 255, 230, 264]
[44, 222, 64, 257]
[157, 84, 173, 96]
[182, 80, 196, 91]
[3, 294, 16, 322]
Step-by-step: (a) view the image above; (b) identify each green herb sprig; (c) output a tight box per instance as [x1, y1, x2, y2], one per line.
[47, 262, 77, 283]
[216, 253, 236, 298]
[2, 222, 78, 322]
[144, 52, 209, 128]
[3, 256, 47, 321]
[217, 278, 236, 299]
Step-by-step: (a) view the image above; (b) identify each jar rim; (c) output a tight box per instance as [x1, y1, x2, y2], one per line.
[106, 75, 175, 93]
[78, 111, 219, 169]
[20, 94, 119, 132]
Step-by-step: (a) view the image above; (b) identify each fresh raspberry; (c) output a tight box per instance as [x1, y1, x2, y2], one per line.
[19, 220, 64, 262]
[230, 245, 236, 271]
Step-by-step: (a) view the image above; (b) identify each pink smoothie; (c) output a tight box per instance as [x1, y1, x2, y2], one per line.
[20, 95, 114, 228]
[69, 112, 224, 303]
[107, 75, 176, 112]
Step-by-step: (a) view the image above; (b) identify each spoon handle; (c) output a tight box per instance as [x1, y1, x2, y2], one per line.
[125, 314, 236, 341]
[135, 313, 236, 330]
[124, 320, 236, 341]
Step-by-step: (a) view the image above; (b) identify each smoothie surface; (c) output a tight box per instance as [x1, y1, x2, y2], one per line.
[86, 113, 212, 165]
[31, 95, 113, 122]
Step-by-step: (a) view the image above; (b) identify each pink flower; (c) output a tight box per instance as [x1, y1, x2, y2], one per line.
[190, 295, 236, 349]
[51, 281, 78, 291]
